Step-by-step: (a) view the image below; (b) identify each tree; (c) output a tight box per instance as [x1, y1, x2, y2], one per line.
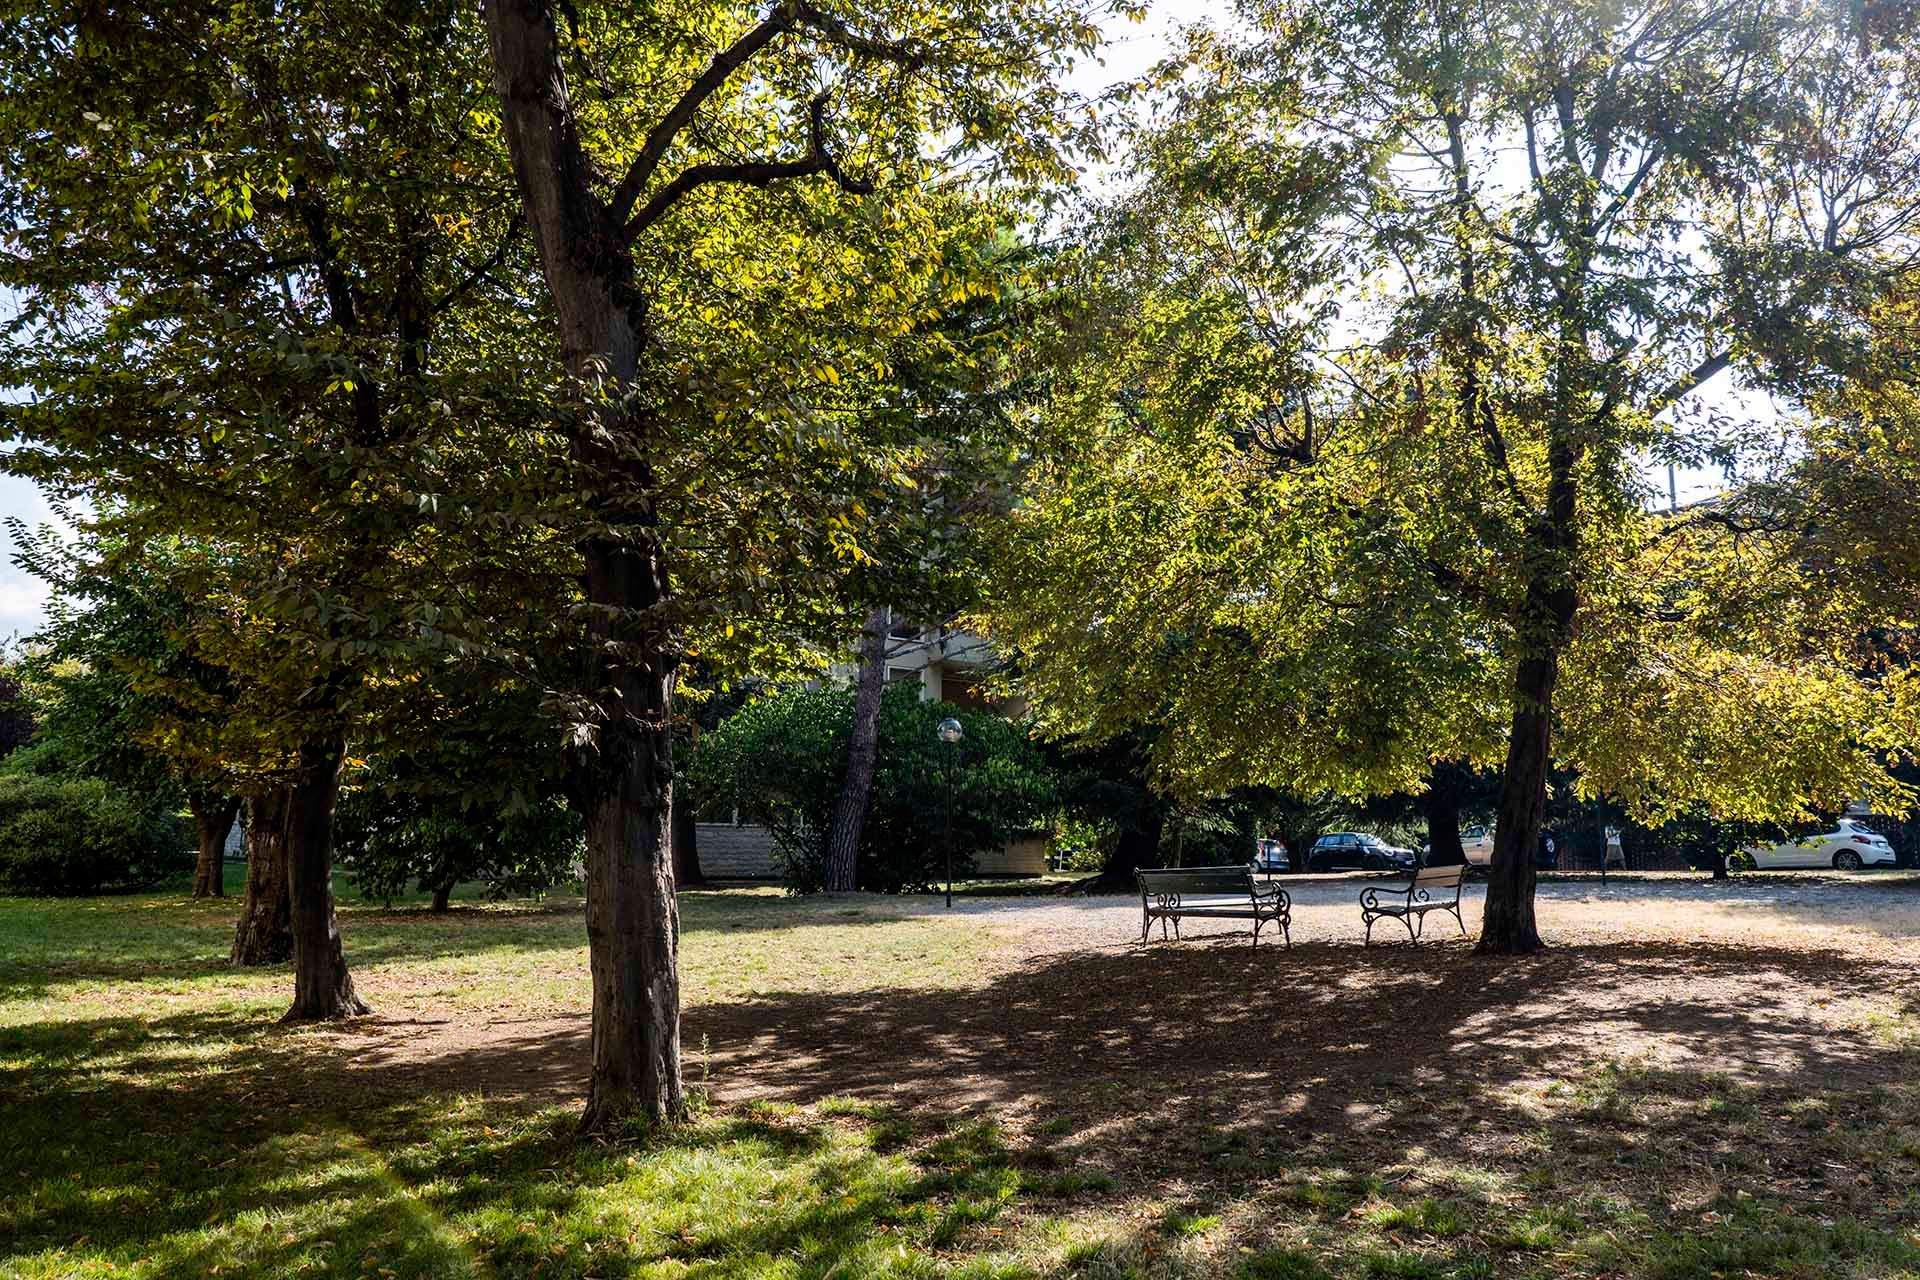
[980, 0, 1920, 952]
[482, 0, 1106, 1128]
[691, 682, 1057, 892]
[231, 791, 294, 966]
[0, 666, 32, 760]
[1, 2, 557, 1013]
[7, 524, 249, 898]
[338, 686, 582, 911]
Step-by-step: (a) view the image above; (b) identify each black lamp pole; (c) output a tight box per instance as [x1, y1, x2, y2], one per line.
[937, 717, 963, 909]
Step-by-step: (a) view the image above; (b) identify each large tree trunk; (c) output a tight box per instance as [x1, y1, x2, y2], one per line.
[825, 605, 890, 892]
[1479, 655, 1554, 954]
[431, 880, 454, 912]
[1097, 808, 1165, 890]
[282, 737, 369, 1020]
[580, 646, 682, 1132]
[1423, 764, 1466, 867]
[231, 789, 294, 966]
[490, 0, 683, 1131]
[671, 785, 705, 889]
[190, 793, 240, 898]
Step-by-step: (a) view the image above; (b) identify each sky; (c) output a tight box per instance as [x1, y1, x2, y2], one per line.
[0, 0, 1734, 641]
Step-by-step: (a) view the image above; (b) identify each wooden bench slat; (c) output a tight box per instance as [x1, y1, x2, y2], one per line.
[1136, 865, 1290, 948]
[1360, 862, 1468, 945]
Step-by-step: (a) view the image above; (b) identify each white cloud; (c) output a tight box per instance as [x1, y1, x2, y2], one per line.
[0, 474, 62, 641]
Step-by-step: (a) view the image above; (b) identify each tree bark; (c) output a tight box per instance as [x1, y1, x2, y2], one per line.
[1423, 766, 1466, 867]
[1097, 808, 1165, 889]
[282, 737, 369, 1020]
[825, 605, 890, 892]
[231, 789, 294, 966]
[671, 784, 705, 888]
[487, 0, 684, 1131]
[431, 880, 454, 912]
[1479, 655, 1553, 954]
[190, 793, 240, 898]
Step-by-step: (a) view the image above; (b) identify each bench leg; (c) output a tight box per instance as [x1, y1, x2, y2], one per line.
[1452, 905, 1467, 938]
[1141, 911, 1150, 944]
[1402, 914, 1418, 944]
[1172, 916, 1181, 941]
[1251, 917, 1261, 948]
[1281, 918, 1291, 950]
[1363, 913, 1375, 947]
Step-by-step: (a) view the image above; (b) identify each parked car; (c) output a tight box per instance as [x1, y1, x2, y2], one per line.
[1461, 824, 1496, 865]
[1738, 819, 1896, 870]
[1307, 832, 1418, 872]
[1253, 839, 1290, 873]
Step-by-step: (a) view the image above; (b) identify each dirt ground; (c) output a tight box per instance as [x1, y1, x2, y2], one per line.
[324, 875, 1920, 1132]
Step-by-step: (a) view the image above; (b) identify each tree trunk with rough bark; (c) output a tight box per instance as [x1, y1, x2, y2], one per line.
[282, 737, 369, 1020]
[431, 880, 454, 912]
[190, 793, 240, 898]
[825, 605, 890, 892]
[671, 787, 705, 889]
[231, 789, 294, 966]
[1479, 655, 1553, 954]
[487, 0, 684, 1130]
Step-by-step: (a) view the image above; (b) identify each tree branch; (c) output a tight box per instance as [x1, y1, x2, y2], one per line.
[430, 213, 524, 316]
[793, 3, 927, 70]
[607, 2, 922, 233]
[1648, 348, 1732, 419]
[607, 4, 800, 225]
[624, 93, 871, 237]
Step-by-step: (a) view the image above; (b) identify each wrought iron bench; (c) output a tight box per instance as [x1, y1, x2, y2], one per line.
[1136, 865, 1291, 948]
[1360, 863, 1468, 945]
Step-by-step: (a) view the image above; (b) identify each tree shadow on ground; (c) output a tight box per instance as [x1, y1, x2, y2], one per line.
[7, 937, 1920, 1278]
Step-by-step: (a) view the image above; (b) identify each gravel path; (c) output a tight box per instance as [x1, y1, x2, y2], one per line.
[881, 870, 1920, 961]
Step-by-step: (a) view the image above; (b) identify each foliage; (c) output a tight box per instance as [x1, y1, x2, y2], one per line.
[0, 667, 31, 759]
[0, 773, 187, 895]
[3, 526, 248, 819]
[977, 1, 1920, 945]
[691, 683, 1056, 892]
[337, 693, 584, 906]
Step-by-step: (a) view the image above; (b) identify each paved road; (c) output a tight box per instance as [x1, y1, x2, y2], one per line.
[880, 870, 1920, 955]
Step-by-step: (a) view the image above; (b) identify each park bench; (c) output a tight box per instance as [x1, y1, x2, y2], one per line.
[1360, 863, 1468, 945]
[1136, 865, 1291, 948]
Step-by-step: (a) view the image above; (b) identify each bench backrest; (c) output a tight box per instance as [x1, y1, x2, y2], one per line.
[1137, 865, 1257, 900]
[1411, 864, 1467, 889]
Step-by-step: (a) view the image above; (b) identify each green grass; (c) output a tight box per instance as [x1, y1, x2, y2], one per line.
[6, 881, 1920, 1278]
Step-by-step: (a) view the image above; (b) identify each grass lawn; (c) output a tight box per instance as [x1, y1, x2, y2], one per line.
[4, 872, 1920, 1278]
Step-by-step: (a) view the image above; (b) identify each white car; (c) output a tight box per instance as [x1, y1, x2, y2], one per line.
[1461, 824, 1496, 866]
[1741, 819, 1897, 870]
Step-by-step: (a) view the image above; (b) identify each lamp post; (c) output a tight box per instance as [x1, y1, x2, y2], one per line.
[937, 717, 963, 908]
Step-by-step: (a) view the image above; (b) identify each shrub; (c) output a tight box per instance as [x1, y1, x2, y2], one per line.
[337, 778, 583, 906]
[0, 775, 188, 895]
[688, 682, 1058, 893]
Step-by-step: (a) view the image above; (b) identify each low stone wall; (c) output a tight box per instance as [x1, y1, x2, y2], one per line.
[691, 824, 1050, 880]
[976, 834, 1050, 876]
[695, 823, 780, 879]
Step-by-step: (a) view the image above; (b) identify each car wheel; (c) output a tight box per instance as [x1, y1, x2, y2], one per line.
[1834, 849, 1864, 871]
[1363, 854, 1383, 870]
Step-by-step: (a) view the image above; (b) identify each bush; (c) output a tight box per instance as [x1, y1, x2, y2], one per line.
[337, 778, 583, 906]
[0, 775, 188, 895]
[688, 682, 1058, 893]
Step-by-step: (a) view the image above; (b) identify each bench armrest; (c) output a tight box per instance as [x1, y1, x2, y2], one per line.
[1359, 883, 1412, 911]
